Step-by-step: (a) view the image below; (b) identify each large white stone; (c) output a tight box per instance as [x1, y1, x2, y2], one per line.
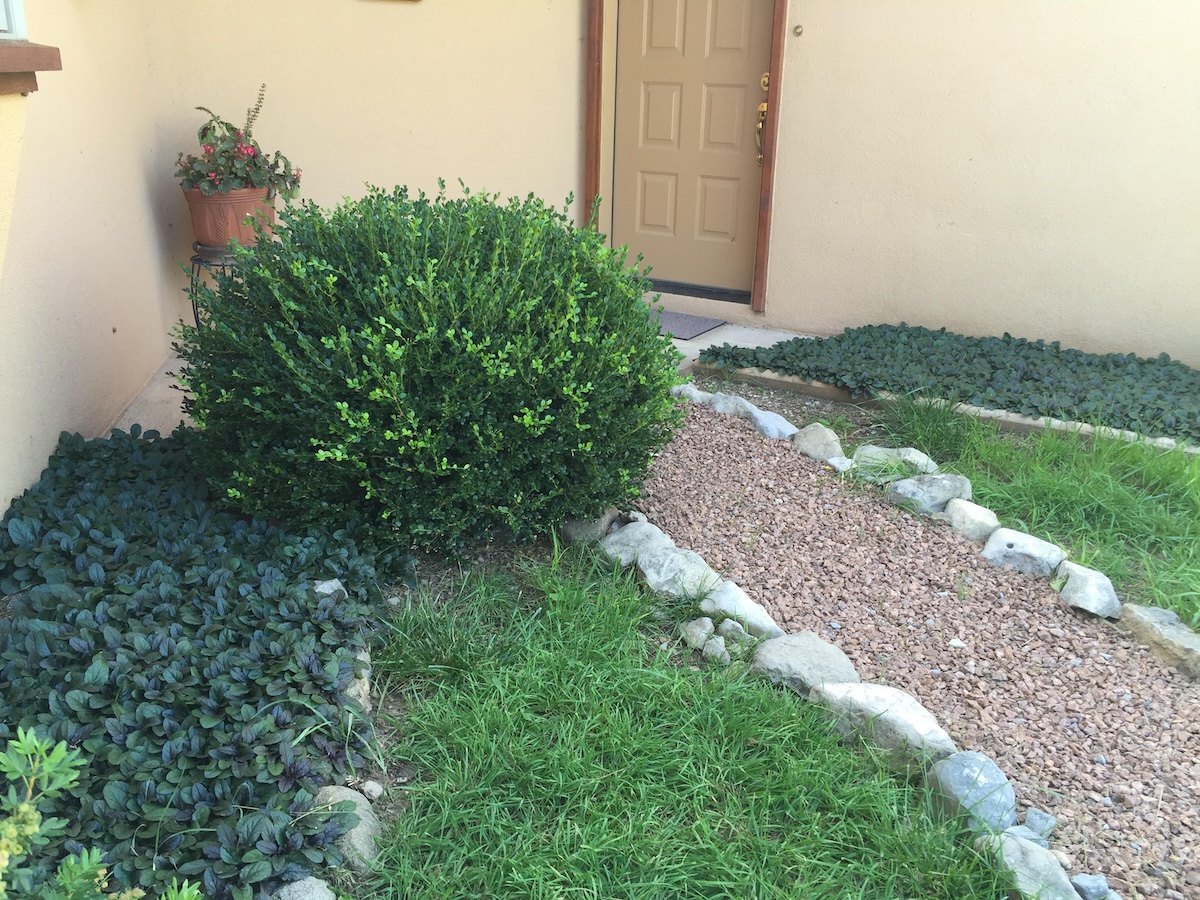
[274, 877, 337, 900]
[345, 649, 372, 715]
[942, 498, 1000, 542]
[751, 632, 860, 694]
[635, 545, 723, 599]
[927, 750, 1017, 833]
[709, 393, 758, 418]
[314, 785, 382, 875]
[1056, 561, 1122, 619]
[885, 474, 972, 515]
[599, 519, 676, 568]
[699, 581, 784, 638]
[672, 383, 716, 404]
[750, 407, 799, 439]
[975, 832, 1078, 900]
[809, 682, 957, 771]
[981, 528, 1067, 577]
[1120, 604, 1200, 677]
[681, 617, 716, 650]
[851, 445, 938, 483]
[791, 423, 845, 463]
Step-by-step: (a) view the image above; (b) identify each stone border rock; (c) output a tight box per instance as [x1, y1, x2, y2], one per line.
[579, 382, 1200, 900]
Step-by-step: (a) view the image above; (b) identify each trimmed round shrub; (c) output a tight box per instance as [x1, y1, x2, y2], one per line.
[176, 185, 682, 550]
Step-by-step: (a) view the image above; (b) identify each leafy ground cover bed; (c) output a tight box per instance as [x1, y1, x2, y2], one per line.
[0, 428, 405, 898]
[698, 324, 1200, 443]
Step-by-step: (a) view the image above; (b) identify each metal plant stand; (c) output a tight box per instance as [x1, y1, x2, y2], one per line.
[188, 242, 235, 326]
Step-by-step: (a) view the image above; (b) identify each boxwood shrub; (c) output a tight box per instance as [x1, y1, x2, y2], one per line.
[176, 185, 682, 550]
[0, 427, 393, 899]
[699, 323, 1200, 442]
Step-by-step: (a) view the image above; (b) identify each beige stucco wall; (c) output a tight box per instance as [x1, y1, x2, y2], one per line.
[0, 4, 172, 508]
[643, 1, 1200, 367]
[0, 93, 26, 285]
[143, 0, 589, 326]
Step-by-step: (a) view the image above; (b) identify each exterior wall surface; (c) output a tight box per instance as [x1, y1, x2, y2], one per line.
[0, 2, 171, 508]
[0, 93, 25, 284]
[644, 1, 1200, 367]
[143, 0, 589, 326]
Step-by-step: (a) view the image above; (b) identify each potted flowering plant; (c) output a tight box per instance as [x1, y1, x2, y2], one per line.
[175, 84, 301, 249]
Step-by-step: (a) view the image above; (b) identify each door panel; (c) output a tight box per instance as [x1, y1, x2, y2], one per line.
[612, 0, 771, 293]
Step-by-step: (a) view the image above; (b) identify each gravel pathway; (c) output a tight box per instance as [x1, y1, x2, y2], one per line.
[637, 401, 1199, 899]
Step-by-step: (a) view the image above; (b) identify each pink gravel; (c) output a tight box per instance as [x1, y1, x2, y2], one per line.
[636, 403, 1200, 899]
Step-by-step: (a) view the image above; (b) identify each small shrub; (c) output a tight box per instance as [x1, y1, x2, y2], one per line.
[176, 184, 682, 550]
[699, 323, 1200, 442]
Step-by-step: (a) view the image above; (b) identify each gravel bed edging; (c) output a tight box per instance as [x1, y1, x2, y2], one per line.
[575, 383, 1200, 900]
[689, 361, 1200, 457]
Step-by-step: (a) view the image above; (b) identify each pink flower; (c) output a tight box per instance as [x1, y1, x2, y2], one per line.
[202, 144, 215, 155]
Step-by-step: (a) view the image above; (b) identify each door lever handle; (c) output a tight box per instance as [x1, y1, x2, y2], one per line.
[756, 101, 768, 165]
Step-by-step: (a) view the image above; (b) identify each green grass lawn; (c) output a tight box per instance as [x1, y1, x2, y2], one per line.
[879, 398, 1200, 626]
[360, 550, 1005, 899]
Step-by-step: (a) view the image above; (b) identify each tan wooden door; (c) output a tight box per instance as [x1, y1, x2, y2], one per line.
[612, 0, 772, 297]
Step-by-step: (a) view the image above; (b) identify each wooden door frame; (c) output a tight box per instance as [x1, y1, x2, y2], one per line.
[584, 0, 786, 313]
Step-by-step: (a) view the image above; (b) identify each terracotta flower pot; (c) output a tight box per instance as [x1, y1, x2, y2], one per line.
[182, 185, 274, 249]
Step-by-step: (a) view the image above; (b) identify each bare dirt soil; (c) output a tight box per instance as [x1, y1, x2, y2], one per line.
[636, 387, 1199, 900]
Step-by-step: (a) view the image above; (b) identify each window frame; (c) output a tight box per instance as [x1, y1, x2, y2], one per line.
[0, 0, 28, 40]
[0, 0, 59, 96]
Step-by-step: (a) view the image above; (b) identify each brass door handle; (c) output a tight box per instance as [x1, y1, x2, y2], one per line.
[756, 101, 768, 165]
[756, 71, 770, 165]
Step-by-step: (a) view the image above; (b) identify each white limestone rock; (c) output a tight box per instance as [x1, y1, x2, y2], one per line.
[681, 617, 716, 650]
[599, 519, 676, 568]
[751, 632, 860, 694]
[1055, 561, 1121, 619]
[927, 750, 1017, 833]
[314, 785, 382, 875]
[313, 579, 348, 602]
[636, 545, 723, 599]
[885, 474, 972, 515]
[981, 527, 1067, 577]
[702, 635, 731, 665]
[808, 682, 957, 771]
[699, 582, 785, 638]
[852, 445, 939, 484]
[709, 392, 758, 418]
[273, 877, 337, 900]
[1120, 604, 1200, 677]
[975, 832, 1078, 900]
[942, 498, 1000, 542]
[345, 649, 372, 715]
[750, 407, 799, 439]
[716, 618, 750, 644]
[826, 455, 857, 474]
[791, 422, 845, 463]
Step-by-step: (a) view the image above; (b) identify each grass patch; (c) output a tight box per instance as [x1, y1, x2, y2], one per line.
[879, 398, 1200, 626]
[364, 550, 1004, 899]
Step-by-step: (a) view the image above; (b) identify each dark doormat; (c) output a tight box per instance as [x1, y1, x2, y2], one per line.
[656, 310, 726, 340]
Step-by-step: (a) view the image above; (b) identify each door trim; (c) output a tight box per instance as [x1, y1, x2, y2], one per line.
[585, 0, 786, 312]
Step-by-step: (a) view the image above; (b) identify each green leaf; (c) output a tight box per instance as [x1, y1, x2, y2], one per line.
[84, 655, 110, 687]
